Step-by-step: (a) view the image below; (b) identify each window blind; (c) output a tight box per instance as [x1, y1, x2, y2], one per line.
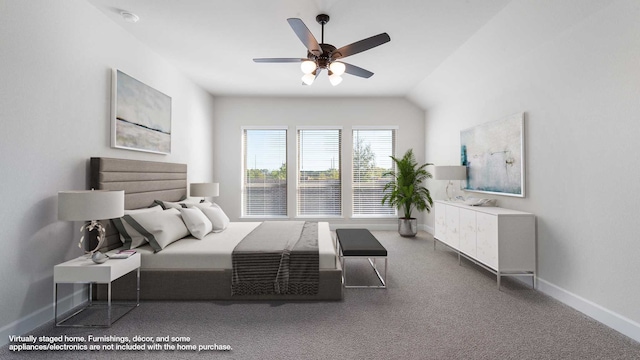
[297, 129, 342, 216]
[352, 129, 396, 216]
[243, 129, 287, 216]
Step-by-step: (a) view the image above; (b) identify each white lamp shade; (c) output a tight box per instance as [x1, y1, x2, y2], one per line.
[329, 61, 346, 76]
[434, 166, 467, 180]
[190, 183, 219, 197]
[300, 60, 316, 74]
[58, 190, 124, 221]
[301, 73, 315, 85]
[329, 73, 343, 86]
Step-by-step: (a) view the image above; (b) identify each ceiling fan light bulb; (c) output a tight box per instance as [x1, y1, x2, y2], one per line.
[329, 61, 346, 76]
[301, 60, 316, 74]
[301, 73, 315, 85]
[329, 74, 343, 86]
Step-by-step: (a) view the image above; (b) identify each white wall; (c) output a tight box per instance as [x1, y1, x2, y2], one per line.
[409, 0, 640, 341]
[211, 96, 425, 228]
[0, 0, 215, 344]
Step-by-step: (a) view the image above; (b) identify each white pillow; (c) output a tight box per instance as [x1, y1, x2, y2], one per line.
[161, 199, 212, 209]
[112, 205, 165, 248]
[114, 208, 190, 252]
[124, 205, 163, 215]
[178, 207, 213, 239]
[189, 203, 230, 232]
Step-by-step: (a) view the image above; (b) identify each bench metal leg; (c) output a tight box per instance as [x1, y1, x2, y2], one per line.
[342, 255, 387, 289]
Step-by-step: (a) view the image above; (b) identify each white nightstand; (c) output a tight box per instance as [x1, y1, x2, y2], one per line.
[53, 253, 140, 327]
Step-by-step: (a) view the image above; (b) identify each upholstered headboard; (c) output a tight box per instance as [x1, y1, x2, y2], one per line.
[90, 157, 187, 251]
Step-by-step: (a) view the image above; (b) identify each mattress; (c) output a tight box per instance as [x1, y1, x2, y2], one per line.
[116, 221, 337, 270]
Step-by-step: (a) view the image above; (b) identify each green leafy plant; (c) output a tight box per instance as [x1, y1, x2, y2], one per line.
[381, 149, 433, 219]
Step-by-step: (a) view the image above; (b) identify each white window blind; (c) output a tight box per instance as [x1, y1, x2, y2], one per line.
[243, 129, 287, 216]
[297, 129, 342, 216]
[352, 129, 396, 216]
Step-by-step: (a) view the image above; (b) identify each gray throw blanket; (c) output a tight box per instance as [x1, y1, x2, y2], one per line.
[231, 221, 319, 296]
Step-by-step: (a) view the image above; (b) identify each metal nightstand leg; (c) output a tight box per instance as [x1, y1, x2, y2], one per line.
[53, 283, 57, 325]
[54, 277, 139, 327]
[136, 267, 140, 306]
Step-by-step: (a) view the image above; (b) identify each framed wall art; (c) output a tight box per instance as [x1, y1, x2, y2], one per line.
[460, 113, 525, 197]
[111, 69, 171, 154]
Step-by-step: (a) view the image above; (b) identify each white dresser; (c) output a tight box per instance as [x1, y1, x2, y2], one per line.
[434, 200, 536, 289]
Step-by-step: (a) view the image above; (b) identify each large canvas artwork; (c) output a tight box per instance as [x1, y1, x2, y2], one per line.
[112, 69, 171, 154]
[460, 113, 525, 197]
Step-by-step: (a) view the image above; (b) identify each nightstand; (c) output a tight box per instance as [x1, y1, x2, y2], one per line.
[53, 253, 140, 327]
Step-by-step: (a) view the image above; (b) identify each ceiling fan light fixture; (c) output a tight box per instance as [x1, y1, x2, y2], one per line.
[300, 60, 317, 74]
[254, 15, 391, 87]
[329, 73, 343, 86]
[301, 73, 315, 85]
[329, 61, 346, 76]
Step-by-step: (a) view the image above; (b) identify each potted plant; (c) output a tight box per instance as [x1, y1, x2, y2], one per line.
[381, 149, 433, 237]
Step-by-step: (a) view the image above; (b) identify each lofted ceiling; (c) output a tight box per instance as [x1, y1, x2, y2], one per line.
[87, 0, 511, 97]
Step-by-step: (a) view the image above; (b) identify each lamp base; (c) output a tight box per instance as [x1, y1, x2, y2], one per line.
[445, 181, 455, 201]
[81, 220, 107, 255]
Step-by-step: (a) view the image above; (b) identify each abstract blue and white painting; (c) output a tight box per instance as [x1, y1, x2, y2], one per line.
[460, 113, 524, 197]
[112, 70, 171, 154]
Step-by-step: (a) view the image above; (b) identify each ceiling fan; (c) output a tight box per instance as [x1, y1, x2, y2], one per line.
[253, 14, 391, 86]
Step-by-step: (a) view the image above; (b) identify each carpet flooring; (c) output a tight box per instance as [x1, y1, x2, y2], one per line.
[2, 230, 640, 359]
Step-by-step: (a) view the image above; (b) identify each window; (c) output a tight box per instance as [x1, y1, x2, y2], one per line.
[297, 128, 342, 217]
[352, 128, 397, 216]
[242, 128, 287, 217]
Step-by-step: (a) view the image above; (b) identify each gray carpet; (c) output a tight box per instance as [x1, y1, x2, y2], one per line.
[2, 231, 640, 359]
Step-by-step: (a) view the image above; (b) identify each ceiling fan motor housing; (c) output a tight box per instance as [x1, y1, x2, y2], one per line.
[307, 43, 337, 69]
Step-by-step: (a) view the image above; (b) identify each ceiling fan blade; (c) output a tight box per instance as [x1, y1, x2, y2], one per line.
[331, 33, 391, 59]
[253, 58, 306, 63]
[342, 62, 374, 78]
[287, 18, 323, 56]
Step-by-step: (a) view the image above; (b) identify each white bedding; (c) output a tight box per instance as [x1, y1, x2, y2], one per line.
[116, 221, 337, 270]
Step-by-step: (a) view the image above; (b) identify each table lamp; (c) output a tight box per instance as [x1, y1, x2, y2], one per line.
[190, 183, 219, 202]
[434, 166, 467, 201]
[58, 190, 124, 263]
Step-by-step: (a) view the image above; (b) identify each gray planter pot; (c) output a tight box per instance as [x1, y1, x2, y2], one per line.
[398, 218, 417, 237]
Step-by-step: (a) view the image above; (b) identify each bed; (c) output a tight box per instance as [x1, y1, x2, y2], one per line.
[90, 157, 343, 301]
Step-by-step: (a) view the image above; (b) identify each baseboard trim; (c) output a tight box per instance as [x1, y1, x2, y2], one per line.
[328, 223, 434, 234]
[328, 223, 397, 231]
[537, 278, 640, 343]
[0, 303, 53, 348]
[421, 224, 434, 235]
[0, 288, 87, 347]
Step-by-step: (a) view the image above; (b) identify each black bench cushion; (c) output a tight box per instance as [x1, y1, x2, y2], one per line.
[336, 229, 387, 257]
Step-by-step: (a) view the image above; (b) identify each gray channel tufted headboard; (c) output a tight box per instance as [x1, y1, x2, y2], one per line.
[89, 157, 187, 251]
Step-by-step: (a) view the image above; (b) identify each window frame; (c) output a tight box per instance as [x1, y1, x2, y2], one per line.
[296, 126, 343, 219]
[241, 126, 289, 219]
[351, 126, 398, 219]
